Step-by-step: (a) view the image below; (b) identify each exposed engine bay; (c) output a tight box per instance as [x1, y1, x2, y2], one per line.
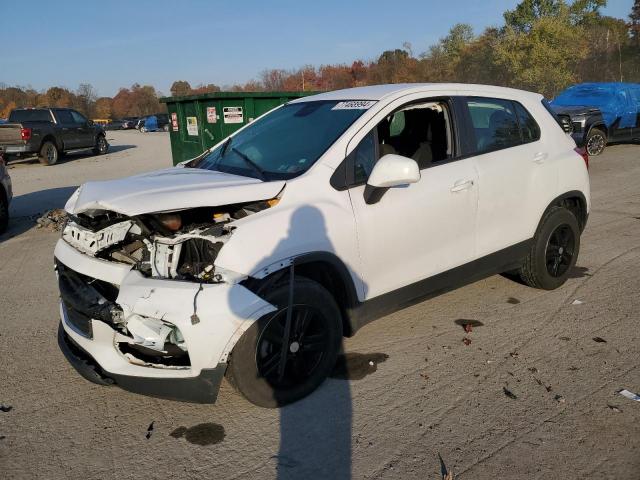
[62, 199, 277, 284]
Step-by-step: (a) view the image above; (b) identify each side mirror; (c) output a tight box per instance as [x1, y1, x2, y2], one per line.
[364, 154, 420, 204]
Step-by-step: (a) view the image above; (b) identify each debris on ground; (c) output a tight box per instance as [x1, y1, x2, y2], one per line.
[145, 421, 155, 439]
[554, 394, 565, 403]
[571, 299, 584, 305]
[503, 387, 518, 400]
[608, 404, 622, 413]
[592, 337, 607, 343]
[35, 209, 67, 231]
[0, 405, 13, 413]
[617, 389, 640, 402]
[438, 453, 453, 480]
[509, 351, 519, 359]
[330, 352, 389, 380]
[462, 338, 472, 346]
[454, 319, 484, 333]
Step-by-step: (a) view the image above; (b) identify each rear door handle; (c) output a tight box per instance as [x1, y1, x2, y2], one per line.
[533, 152, 548, 164]
[450, 179, 474, 192]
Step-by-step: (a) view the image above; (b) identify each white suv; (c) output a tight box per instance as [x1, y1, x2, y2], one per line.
[55, 84, 590, 407]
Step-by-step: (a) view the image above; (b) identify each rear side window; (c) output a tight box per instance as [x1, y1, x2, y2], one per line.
[514, 102, 540, 142]
[466, 98, 521, 153]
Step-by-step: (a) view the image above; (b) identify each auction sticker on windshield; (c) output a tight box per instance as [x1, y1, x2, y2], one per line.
[331, 100, 376, 110]
[223, 107, 243, 124]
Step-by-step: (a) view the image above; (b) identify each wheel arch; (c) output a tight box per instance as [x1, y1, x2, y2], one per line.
[587, 122, 608, 138]
[242, 251, 361, 337]
[541, 191, 588, 233]
[41, 134, 62, 152]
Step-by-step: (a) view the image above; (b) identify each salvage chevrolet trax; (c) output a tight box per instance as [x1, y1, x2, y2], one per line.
[55, 84, 590, 407]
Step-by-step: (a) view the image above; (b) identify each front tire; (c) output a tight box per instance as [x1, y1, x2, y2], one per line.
[39, 141, 59, 165]
[227, 277, 342, 408]
[518, 207, 580, 290]
[0, 189, 9, 234]
[585, 128, 606, 156]
[92, 135, 108, 155]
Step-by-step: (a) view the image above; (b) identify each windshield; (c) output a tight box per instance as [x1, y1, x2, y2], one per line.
[195, 100, 374, 180]
[552, 87, 617, 110]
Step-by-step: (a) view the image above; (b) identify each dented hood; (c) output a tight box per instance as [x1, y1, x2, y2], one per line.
[65, 167, 285, 216]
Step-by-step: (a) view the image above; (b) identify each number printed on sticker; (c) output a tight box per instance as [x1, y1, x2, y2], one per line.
[331, 100, 376, 110]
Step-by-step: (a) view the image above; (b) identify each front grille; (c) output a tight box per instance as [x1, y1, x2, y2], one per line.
[56, 260, 122, 336]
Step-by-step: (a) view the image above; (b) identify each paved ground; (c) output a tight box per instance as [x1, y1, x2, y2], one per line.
[1, 131, 639, 479]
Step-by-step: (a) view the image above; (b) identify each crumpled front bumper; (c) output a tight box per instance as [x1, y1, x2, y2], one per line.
[57, 321, 227, 403]
[54, 239, 276, 403]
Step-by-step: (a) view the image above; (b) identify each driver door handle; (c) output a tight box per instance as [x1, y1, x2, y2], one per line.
[450, 179, 474, 192]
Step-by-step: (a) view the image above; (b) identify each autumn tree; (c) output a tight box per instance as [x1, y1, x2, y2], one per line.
[94, 97, 113, 118]
[170, 80, 192, 97]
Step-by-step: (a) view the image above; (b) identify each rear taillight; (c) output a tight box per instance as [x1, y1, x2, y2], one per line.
[575, 147, 588, 169]
[20, 127, 32, 141]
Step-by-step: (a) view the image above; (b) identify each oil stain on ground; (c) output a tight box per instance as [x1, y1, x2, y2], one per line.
[331, 352, 389, 380]
[170, 423, 225, 446]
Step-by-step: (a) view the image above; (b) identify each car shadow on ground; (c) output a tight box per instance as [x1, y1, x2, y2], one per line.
[6, 144, 136, 167]
[1, 186, 77, 241]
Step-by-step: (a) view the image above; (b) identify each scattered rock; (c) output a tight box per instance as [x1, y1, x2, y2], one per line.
[0, 405, 12, 413]
[145, 421, 155, 439]
[593, 337, 607, 343]
[503, 387, 518, 400]
[528, 367, 539, 373]
[331, 352, 389, 380]
[509, 351, 519, 359]
[607, 404, 622, 413]
[507, 297, 521, 304]
[454, 319, 484, 333]
[554, 394, 565, 403]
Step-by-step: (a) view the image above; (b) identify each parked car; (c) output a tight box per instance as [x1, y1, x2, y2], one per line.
[0, 149, 12, 233]
[551, 82, 640, 155]
[121, 117, 139, 130]
[105, 119, 124, 131]
[140, 113, 169, 132]
[0, 108, 109, 165]
[55, 84, 590, 407]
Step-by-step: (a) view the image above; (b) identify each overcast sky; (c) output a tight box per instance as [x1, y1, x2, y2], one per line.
[0, 0, 634, 97]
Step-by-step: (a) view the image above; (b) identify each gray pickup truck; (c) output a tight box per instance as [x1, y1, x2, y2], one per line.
[0, 108, 108, 165]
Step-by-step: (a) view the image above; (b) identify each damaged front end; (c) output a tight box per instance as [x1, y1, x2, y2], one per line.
[55, 196, 280, 402]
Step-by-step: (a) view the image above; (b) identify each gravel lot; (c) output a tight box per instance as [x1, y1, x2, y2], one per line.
[1, 131, 639, 479]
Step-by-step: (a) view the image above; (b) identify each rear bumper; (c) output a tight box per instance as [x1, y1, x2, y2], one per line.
[2, 144, 32, 154]
[58, 322, 227, 403]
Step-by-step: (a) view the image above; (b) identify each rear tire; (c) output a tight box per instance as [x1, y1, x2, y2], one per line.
[39, 141, 58, 165]
[585, 128, 606, 156]
[227, 277, 342, 408]
[518, 207, 580, 290]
